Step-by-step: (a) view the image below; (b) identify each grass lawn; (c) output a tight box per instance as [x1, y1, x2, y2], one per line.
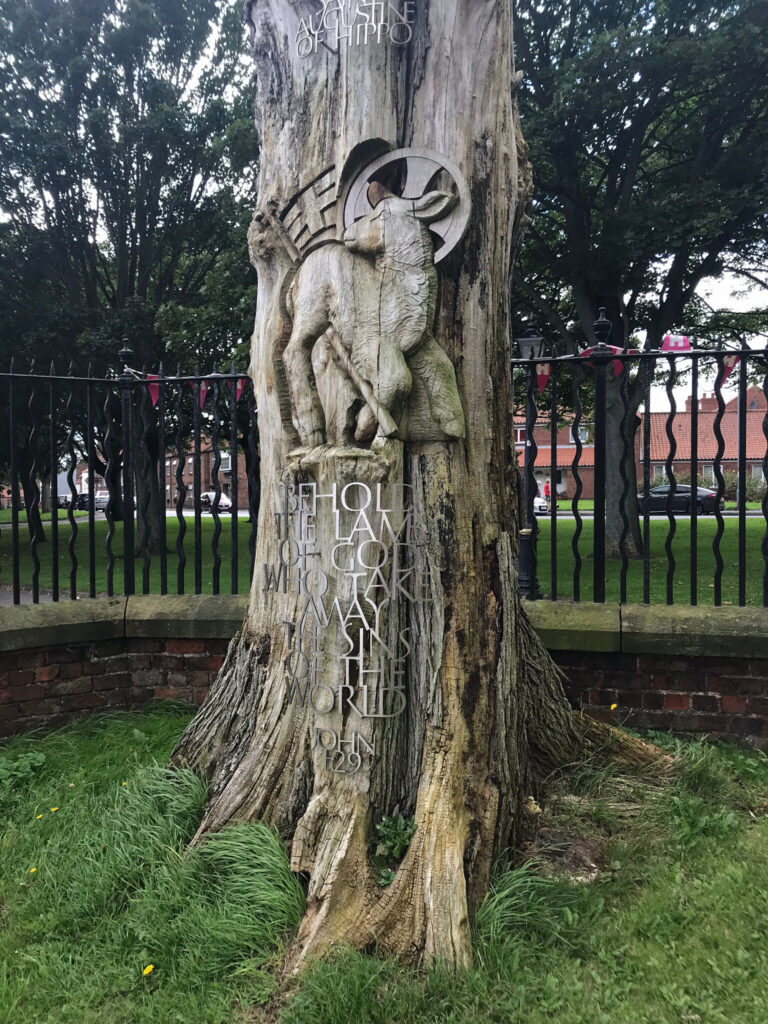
[536, 515, 768, 605]
[0, 516, 256, 596]
[0, 509, 90, 523]
[2, 709, 767, 1023]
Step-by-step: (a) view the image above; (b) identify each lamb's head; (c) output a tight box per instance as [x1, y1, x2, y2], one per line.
[343, 183, 457, 266]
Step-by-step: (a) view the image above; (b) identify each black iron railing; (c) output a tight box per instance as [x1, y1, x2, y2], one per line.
[512, 341, 768, 607]
[1, 351, 259, 603]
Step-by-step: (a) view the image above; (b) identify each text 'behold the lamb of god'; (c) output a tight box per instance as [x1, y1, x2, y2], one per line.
[264, 480, 429, 775]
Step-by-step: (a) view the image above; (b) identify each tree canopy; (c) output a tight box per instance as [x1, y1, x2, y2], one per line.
[0, 0, 258, 374]
[512, 0, 768, 351]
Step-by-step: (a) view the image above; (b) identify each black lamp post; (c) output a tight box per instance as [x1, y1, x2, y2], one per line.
[515, 324, 547, 600]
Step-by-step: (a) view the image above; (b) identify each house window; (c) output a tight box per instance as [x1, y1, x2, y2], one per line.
[652, 464, 665, 480]
[749, 399, 758, 410]
[220, 453, 231, 472]
[701, 464, 714, 482]
[751, 464, 765, 481]
[514, 427, 526, 445]
[569, 425, 588, 443]
[188, 457, 193, 474]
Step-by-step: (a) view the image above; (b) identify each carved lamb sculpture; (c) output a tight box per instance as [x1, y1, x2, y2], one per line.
[283, 184, 466, 447]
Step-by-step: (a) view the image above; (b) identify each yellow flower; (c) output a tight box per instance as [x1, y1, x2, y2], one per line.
[610, 703, 618, 710]
[121, 782, 127, 787]
[29, 867, 37, 873]
[50, 807, 59, 813]
[36, 814, 43, 820]
[142, 964, 155, 976]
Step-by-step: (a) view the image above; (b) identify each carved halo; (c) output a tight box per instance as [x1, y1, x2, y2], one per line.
[342, 148, 471, 263]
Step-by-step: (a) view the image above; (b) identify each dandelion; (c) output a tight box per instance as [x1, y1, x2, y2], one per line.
[36, 814, 43, 820]
[68, 783, 75, 788]
[121, 782, 127, 787]
[50, 807, 59, 813]
[142, 964, 155, 976]
[610, 703, 618, 710]
[29, 868, 37, 874]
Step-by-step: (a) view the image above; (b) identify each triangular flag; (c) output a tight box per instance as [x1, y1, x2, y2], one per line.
[190, 380, 209, 408]
[662, 334, 691, 353]
[227, 377, 247, 402]
[719, 353, 740, 385]
[146, 374, 160, 408]
[536, 363, 551, 394]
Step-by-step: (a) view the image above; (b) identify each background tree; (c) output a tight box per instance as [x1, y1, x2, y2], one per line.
[0, 0, 258, 552]
[512, 0, 768, 554]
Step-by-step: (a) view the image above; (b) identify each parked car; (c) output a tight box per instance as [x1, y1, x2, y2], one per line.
[72, 491, 110, 511]
[637, 484, 724, 515]
[533, 495, 548, 515]
[200, 491, 233, 513]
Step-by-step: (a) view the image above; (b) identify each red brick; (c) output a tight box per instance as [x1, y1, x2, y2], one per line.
[642, 691, 665, 710]
[746, 697, 768, 716]
[151, 654, 187, 672]
[692, 694, 719, 713]
[25, 699, 62, 717]
[60, 692, 106, 711]
[193, 688, 211, 704]
[100, 656, 128, 674]
[728, 715, 763, 736]
[153, 688, 192, 702]
[35, 664, 60, 683]
[0, 704, 20, 722]
[8, 669, 35, 686]
[93, 672, 132, 692]
[721, 695, 748, 714]
[663, 692, 691, 711]
[82, 661, 106, 676]
[50, 678, 93, 697]
[125, 639, 164, 654]
[166, 639, 206, 655]
[704, 657, 754, 676]
[57, 661, 85, 679]
[183, 655, 224, 672]
[704, 674, 747, 695]
[0, 683, 47, 703]
[637, 656, 692, 674]
[206, 639, 231, 655]
[651, 673, 697, 692]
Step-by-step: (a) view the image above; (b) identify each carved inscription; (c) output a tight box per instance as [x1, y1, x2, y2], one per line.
[295, 1, 416, 59]
[264, 480, 427, 773]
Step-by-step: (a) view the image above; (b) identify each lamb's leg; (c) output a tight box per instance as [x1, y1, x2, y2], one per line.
[355, 337, 412, 441]
[407, 336, 465, 438]
[284, 325, 326, 446]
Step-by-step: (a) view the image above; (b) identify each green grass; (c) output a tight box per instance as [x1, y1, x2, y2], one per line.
[2, 712, 767, 1023]
[0, 707, 304, 1024]
[0, 509, 89, 523]
[0, 516, 255, 596]
[536, 515, 767, 604]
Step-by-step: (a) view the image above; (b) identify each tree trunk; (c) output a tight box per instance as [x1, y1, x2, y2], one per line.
[133, 388, 166, 557]
[605, 372, 643, 560]
[171, 0, 585, 970]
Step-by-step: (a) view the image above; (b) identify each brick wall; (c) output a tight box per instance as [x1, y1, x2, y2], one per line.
[554, 650, 768, 748]
[0, 637, 229, 739]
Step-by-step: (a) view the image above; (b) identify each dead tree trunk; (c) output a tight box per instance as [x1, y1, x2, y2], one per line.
[172, 0, 585, 970]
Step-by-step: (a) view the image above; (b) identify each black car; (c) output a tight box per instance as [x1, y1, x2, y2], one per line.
[637, 484, 724, 515]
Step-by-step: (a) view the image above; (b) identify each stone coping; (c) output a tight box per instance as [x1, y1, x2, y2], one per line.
[525, 600, 768, 658]
[0, 594, 765, 658]
[0, 595, 248, 652]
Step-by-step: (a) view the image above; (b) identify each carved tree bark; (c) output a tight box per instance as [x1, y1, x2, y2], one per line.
[171, 0, 585, 970]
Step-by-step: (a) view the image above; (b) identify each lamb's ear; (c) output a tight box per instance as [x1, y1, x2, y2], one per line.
[368, 180, 394, 208]
[413, 190, 457, 223]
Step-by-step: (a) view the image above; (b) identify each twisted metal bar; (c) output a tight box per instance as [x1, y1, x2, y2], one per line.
[65, 368, 79, 600]
[618, 360, 633, 605]
[49, 365, 59, 601]
[664, 357, 677, 605]
[210, 372, 222, 595]
[712, 355, 727, 606]
[103, 385, 116, 597]
[762, 350, 768, 607]
[27, 362, 41, 603]
[570, 361, 584, 602]
[174, 371, 188, 595]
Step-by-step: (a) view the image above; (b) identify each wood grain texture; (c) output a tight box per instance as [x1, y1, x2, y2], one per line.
[171, 0, 586, 970]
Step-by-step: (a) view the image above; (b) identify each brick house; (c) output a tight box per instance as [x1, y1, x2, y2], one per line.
[637, 386, 767, 484]
[513, 415, 597, 500]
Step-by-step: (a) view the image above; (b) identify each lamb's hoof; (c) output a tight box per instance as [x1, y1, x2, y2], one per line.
[354, 407, 377, 444]
[440, 417, 465, 438]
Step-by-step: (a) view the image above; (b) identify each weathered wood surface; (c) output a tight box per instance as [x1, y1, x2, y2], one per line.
[172, 0, 581, 970]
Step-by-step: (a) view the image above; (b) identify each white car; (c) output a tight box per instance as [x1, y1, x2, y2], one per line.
[533, 495, 548, 515]
[200, 491, 233, 513]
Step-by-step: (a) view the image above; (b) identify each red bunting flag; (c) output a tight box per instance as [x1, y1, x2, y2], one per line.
[719, 353, 740, 385]
[536, 363, 551, 394]
[227, 377, 247, 402]
[146, 374, 160, 408]
[662, 334, 691, 353]
[580, 345, 638, 378]
[190, 380, 209, 408]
